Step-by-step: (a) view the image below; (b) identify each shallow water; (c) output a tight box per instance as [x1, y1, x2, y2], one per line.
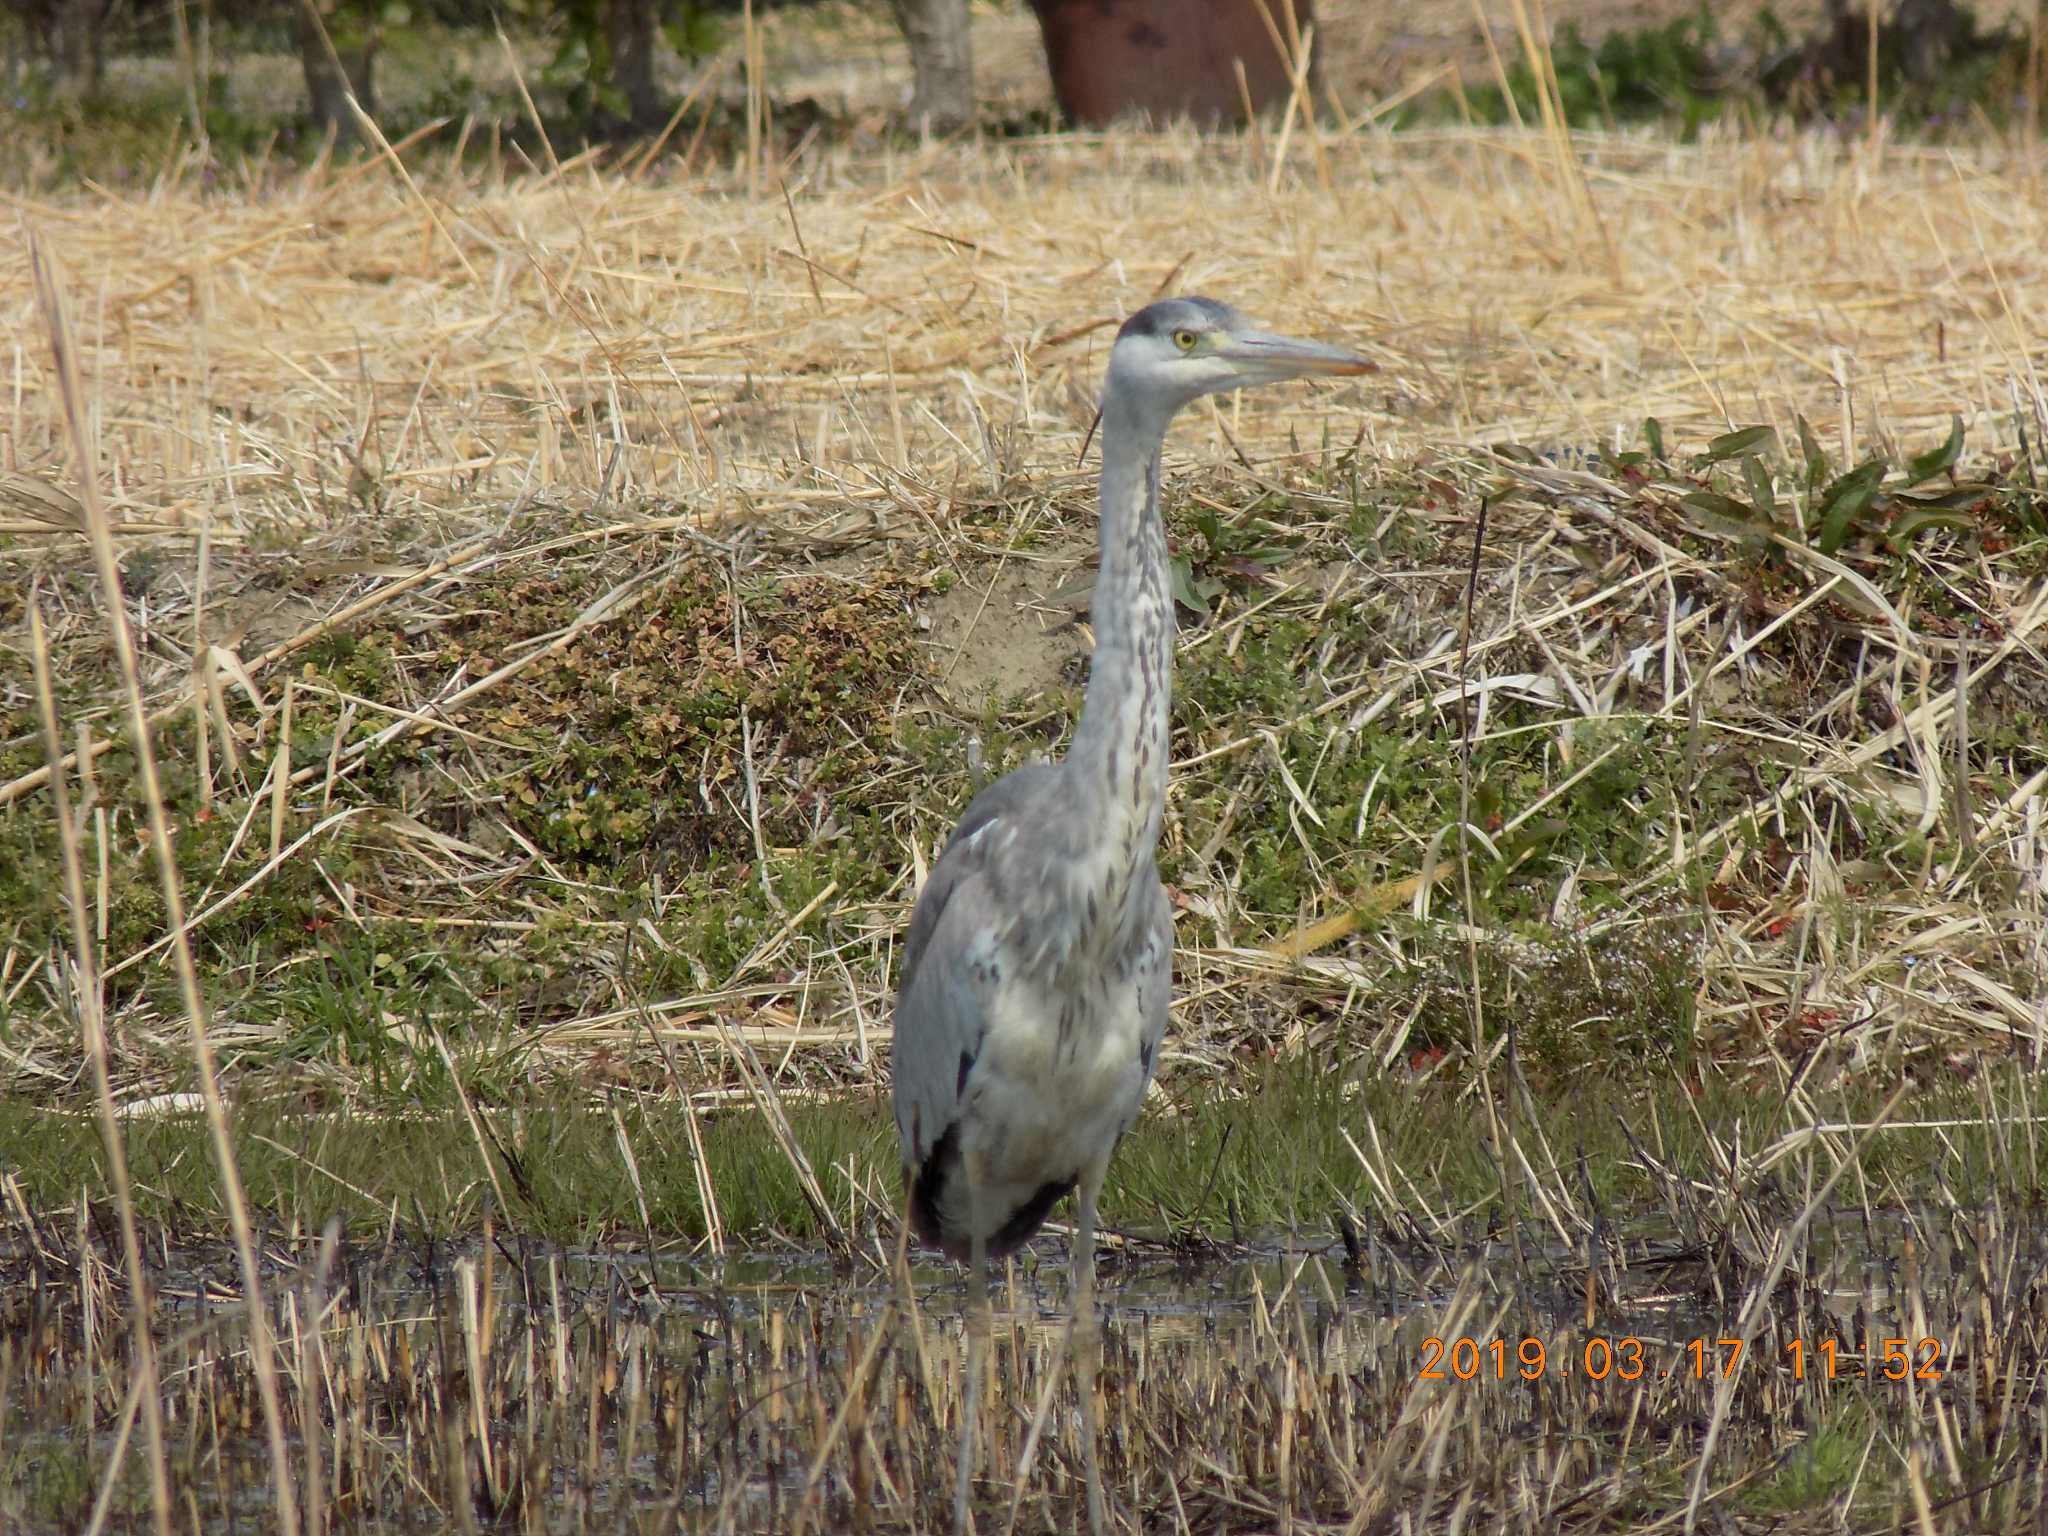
[1, 1207, 2040, 1532]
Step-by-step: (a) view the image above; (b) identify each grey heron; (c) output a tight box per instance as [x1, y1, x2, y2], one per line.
[891, 295, 1374, 1533]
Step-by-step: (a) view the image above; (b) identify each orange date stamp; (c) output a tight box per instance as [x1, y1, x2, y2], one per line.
[1417, 1335, 1947, 1383]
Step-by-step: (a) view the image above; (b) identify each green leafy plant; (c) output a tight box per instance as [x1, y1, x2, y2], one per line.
[1168, 500, 1299, 617]
[1663, 414, 2001, 557]
[1445, 0, 2037, 136]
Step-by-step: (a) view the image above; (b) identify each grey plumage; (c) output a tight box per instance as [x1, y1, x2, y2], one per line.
[890, 295, 1372, 1535]
[894, 757, 1170, 1261]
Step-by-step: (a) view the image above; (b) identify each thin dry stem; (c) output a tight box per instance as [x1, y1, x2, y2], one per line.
[27, 234, 303, 1536]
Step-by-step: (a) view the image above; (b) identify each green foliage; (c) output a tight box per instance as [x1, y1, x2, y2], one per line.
[501, 0, 718, 127]
[1812, 458, 1888, 554]
[1745, 1404, 1880, 1512]
[0, 77, 282, 179]
[1463, 8, 1733, 135]
[1699, 425, 1777, 465]
[1658, 412, 2045, 559]
[317, 0, 411, 69]
[6, 1057, 2043, 1246]
[1, 1436, 153, 1531]
[441, 560, 922, 867]
[1905, 414, 1966, 486]
[1444, 0, 2038, 135]
[0, 728, 336, 1032]
[0, 1090, 888, 1243]
[1385, 914, 1699, 1073]
[1165, 495, 1300, 617]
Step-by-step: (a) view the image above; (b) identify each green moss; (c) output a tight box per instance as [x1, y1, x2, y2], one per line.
[0, 1434, 149, 1530]
[0, 740, 338, 1046]
[438, 558, 927, 869]
[1377, 915, 1699, 1074]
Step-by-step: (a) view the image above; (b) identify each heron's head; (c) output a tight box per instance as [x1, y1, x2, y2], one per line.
[1105, 296, 1374, 417]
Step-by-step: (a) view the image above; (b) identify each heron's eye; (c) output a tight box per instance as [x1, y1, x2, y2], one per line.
[1171, 327, 1199, 353]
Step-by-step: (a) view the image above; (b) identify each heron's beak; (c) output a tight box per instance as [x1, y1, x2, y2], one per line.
[1220, 329, 1377, 377]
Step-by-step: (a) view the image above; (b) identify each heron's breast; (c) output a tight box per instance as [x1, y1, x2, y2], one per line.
[966, 979, 1145, 1165]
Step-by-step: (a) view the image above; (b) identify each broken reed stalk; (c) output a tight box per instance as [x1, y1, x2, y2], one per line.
[617, 915, 735, 1258]
[791, 1280, 901, 1536]
[1468, 0, 1526, 130]
[430, 1022, 514, 1214]
[2, 1150, 2038, 1533]
[28, 596, 174, 1536]
[27, 233, 303, 1536]
[2032, 0, 2044, 189]
[496, 19, 565, 180]
[743, 0, 763, 197]
[1452, 493, 1535, 1327]
[708, 1005, 844, 1248]
[1249, 0, 1330, 196]
[292, 0, 479, 286]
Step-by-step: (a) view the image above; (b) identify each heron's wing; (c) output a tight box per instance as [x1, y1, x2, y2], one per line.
[892, 763, 1060, 1168]
[891, 874, 1001, 1174]
[899, 763, 1059, 993]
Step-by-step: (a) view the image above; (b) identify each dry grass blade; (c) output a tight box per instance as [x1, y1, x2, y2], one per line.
[429, 1023, 514, 1215]
[27, 233, 302, 1536]
[0, 529, 500, 813]
[28, 596, 172, 1536]
[710, 1006, 845, 1250]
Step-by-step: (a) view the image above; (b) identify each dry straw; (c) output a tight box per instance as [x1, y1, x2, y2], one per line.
[7, 1155, 2035, 1531]
[6, 124, 2042, 522]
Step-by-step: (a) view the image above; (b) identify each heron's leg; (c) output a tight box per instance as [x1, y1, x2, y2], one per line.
[954, 1192, 990, 1535]
[1072, 1159, 1109, 1536]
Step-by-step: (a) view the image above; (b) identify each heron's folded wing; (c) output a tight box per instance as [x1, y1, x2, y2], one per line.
[892, 871, 1006, 1166]
[900, 762, 1059, 989]
[892, 763, 1059, 1166]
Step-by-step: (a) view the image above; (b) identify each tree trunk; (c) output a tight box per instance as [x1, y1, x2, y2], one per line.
[87, 0, 107, 93]
[293, 0, 377, 144]
[48, 0, 89, 92]
[887, 0, 974, 132]
[606, 0, 667, 132]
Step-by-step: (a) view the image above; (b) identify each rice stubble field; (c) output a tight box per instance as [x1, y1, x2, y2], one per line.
[3, 90, 2048, 1532]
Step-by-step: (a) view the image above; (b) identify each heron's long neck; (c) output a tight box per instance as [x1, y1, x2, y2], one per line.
[1068, 394, 1175, 864]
